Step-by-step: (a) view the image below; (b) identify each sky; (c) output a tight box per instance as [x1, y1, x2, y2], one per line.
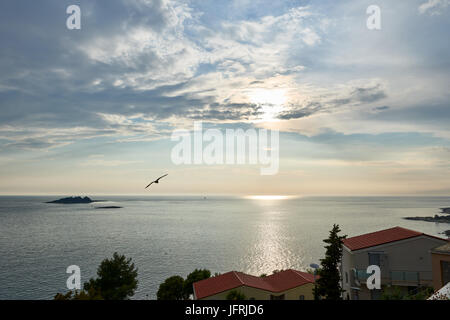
[0, 0, 449, 195]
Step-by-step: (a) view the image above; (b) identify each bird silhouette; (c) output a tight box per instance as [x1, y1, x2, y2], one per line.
[145, 174, 168, 189]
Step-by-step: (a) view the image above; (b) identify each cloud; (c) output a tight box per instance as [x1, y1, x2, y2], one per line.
[276, 82, 388, 120]
[372, 106, 390, 112]
[351, 85, 387, 103]
[0, 125, 117, 150]
[79, 154, 143, 167]
[0, 0, 449, 156]
[188, 106, 262, 121]
[0, 1, 328, 152]
[419, 0, 450, 15]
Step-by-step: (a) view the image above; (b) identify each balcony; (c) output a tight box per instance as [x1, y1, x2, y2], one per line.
[353, 269, 432, 287]
[390, 271, 419, 282]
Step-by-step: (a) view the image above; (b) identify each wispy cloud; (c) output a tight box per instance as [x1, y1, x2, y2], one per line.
[419, 0, 450, 15]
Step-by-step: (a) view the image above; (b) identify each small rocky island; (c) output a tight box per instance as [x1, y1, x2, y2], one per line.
[46, 196, 101, 204]
[95, 206, 122, 209]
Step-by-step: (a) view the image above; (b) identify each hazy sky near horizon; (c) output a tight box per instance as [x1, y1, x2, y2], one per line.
[0, 0, 449, 195]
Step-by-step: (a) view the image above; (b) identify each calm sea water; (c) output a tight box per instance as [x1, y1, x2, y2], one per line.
[0, 195, 448, 300]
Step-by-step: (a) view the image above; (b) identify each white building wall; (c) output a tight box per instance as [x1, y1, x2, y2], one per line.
[342, 235, 447, 300]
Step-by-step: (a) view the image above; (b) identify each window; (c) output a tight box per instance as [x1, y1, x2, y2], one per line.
[270, 294, 285, 300]
[249, 297, 255, 300]
[299, 295, 305, 300]
[345, 272, 348, 283]
[369, 252, 381, 266]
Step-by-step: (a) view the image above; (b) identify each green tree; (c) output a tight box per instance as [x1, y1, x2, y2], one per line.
[382, 286, 434, 300]
[83, 252, 138, 300]
[306, 267, 321, 274]
[183, 269, 211, 299]
[157, 275, 185, 300]
[54, 252, 137, 300]
[226, 290, 246, 300]
[381, 286, 404, 300]
[54, 287, 103, 300]
[314, 224, 346, 300]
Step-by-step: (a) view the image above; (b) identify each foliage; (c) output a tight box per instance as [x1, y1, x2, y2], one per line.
[306, 267, 321, 275]
[157, 275, 185, 300]
[382, 286, 434, 300]
[54, 287, 103, 300]
[84, 252, 138, 300]
[381, 286, 404, 300]
[226, 290, 247, 300]
[313, 224, 346, 300]
[407, 287, 434, 300]
[54, 252, 138, 300]
[158, 268, 211, 300]
[183, 269, 211, 298]
[271, 269, 283, 274]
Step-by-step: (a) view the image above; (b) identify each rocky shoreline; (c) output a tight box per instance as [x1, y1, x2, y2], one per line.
[403, 207, 450, 238]
[404, 215, 450, 223]
[440, 207, 450, 214]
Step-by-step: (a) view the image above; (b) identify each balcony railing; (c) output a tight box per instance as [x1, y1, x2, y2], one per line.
[353, 269, 432, 286]
[390, 271, 419, 282]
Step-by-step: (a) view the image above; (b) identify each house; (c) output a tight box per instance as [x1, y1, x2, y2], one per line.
[341, 226, 448, 300]
[193, 269, 316, 300]
[430, 242, 450, 291]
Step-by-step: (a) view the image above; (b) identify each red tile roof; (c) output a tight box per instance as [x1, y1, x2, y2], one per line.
[193, 269, 316, 299]
[342, 226, 447, 251]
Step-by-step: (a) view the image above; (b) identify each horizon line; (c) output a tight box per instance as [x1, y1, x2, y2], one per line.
[0, 193, 448, 197]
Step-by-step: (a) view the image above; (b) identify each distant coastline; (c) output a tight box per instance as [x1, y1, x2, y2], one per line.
[403, 207, 450, 238]
[404, 215, 450, 223]
[403, 207, 450, 223]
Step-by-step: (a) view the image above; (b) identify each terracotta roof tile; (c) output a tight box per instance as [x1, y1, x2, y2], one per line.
[343, 226, 446, 251]
[193, 269, 315, 299]
[193, 271, 242, 300]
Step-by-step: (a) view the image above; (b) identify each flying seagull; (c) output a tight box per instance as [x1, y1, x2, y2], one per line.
[145, 174, 168, 189]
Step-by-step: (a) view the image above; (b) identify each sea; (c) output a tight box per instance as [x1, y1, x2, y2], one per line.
[0, 195, 448, 300]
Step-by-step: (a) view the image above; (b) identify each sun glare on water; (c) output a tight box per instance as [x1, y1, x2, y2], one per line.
[246, 195, 292, 201]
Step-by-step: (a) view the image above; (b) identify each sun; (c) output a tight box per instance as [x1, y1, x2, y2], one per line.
[246, 88, 287, 122]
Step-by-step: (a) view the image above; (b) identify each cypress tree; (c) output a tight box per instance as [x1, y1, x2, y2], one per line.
[314, 224, 346, 300]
